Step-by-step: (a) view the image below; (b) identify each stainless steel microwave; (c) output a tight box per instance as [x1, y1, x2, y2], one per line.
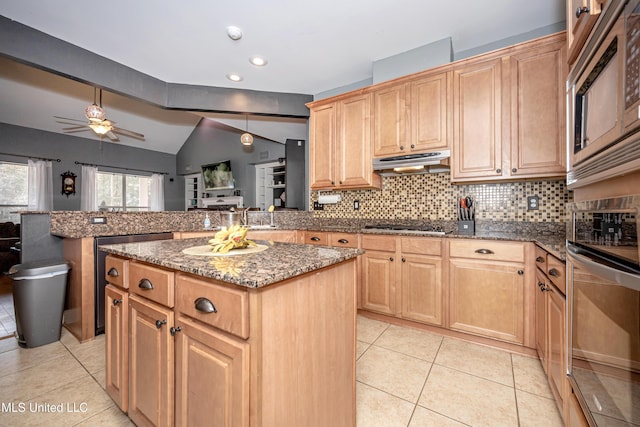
[568, 0, 640, 188]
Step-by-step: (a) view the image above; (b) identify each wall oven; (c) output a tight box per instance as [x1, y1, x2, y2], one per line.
[568, 0, 640, 188]
[567, 195, 640, 426]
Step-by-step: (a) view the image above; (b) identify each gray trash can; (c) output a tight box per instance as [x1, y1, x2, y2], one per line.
[8, 259, 70, 348]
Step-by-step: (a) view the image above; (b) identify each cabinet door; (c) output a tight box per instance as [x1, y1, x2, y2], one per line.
[534, 270, 548, 373]
[449, 259, 525, 344]
[361, 250, 396, 315]
[410, 71, 451, 152]
[129, 295, 174, 427]
[105, 285, 129, 412]
[451, 58, 503, 181]
[246, 230, 297, 243]
[400, 254, 443, 326]
[510, 37, 567, 178]
[336, 93, 375, 188]
[174, 315, 249, 427]
[567, 0, 602, 65]
[547, 284, 565, 413]
[373, 83, 408, 156]
[309, 102, 337, 189]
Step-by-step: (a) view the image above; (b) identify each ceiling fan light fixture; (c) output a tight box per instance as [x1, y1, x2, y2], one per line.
[84, 103, 105, 121]
[89, 120, 112, 135]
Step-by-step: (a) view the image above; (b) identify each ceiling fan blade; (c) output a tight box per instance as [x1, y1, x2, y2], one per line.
[62, 126, 88, 131]
[106, 131, 119, 141]
[113, 126, 145, 140]
[54, 116, 86, 123]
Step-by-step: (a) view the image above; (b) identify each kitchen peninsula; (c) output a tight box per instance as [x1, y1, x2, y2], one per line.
[99, 236, 361, 427]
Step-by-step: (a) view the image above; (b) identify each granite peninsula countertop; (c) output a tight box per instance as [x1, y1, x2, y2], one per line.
[98, 237, 363, 289]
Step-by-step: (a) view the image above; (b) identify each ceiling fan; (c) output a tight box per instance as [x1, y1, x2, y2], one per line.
[55, 88, 145, 141]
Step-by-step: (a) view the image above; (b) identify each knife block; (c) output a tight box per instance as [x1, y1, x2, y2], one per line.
[457, 220, 475, 235]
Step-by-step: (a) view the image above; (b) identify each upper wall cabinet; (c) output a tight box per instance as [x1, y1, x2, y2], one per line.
[373, 71, 451, 157]
[567, 0, 605, 65]
[451, 33, 567, 182]
[309, 93, 381, 190]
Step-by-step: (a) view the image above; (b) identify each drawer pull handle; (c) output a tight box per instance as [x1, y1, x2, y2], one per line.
[338, 239, 349, 244]
[112, 298, 123, 306]
[107, 267, 119, 277]
[155, 319, 166, 329]
[535, 256, 545, 263]
[170, 326, 182, 336]
[195, 297, 217, 314]
[549, 268, 560, 278]
[138, 279, 154, 290]
[310, 236, 321, 241]
[475, 249, 494, 255]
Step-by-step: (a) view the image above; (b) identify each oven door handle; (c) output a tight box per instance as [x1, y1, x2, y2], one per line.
[567, 243, 640, 292]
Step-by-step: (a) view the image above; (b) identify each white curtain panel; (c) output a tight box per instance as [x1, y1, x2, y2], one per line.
[27, 159, 53, 210]
[150, 174, 165, 211]
[81, 165, 98, 211]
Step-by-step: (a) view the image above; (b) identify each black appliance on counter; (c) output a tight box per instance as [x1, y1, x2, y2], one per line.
[94, 232, 172, 334]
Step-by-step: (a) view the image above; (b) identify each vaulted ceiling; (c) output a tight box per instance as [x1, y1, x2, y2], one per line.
[0, 0, 565, 154]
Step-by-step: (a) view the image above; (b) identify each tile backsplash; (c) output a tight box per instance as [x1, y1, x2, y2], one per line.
[311, 173, 571, 222]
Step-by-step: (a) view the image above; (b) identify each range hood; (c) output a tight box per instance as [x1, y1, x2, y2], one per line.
[373, 150, 450, 176]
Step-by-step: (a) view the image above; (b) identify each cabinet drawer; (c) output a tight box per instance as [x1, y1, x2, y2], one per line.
[105, 255, 129, 289]
[534, 246, 547, 273]
[400, 237, 442, 256]
[547, 255, 566, 295]
[361, 234, 396, 252]
[301, 231, 328, 245]
[329, 233, 359, 248]
[129, 262, 175, 307]
[176, 273, 249, 339]
[449, 239, 525, 263]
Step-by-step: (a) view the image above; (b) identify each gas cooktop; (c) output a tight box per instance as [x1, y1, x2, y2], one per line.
[363, 224, 447, 236]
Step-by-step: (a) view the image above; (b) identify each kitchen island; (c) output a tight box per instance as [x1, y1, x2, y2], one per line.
[98, 237, 362, 427]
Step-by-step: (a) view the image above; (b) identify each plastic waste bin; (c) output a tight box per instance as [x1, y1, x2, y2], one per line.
[8, 259, 70, 348]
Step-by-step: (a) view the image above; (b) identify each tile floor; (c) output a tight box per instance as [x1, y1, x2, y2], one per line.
[0, 303, 563, 426]
[0, 276, 16, 338]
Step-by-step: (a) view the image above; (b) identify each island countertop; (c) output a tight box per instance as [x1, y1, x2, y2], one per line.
[99, 237, 363, 289]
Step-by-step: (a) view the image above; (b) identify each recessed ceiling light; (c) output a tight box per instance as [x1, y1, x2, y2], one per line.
[226, 73, 243, 82]
[226, 26, 242, 41]
[249, 55, 268, 66]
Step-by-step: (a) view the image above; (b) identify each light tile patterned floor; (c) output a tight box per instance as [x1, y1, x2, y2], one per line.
[0, 312, 563, 426]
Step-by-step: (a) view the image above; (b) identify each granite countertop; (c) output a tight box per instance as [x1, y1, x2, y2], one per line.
[99, 237, 363, 289]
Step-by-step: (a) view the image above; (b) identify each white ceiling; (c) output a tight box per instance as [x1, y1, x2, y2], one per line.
[0, 0, 565, 154]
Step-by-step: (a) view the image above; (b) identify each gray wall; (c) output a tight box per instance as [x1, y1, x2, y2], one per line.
[0, 122, 183, 211]
[176, 119, 286, 208]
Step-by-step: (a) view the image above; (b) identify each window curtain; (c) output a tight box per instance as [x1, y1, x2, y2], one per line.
[150, 173, 165, 211]
[27, 159, 53, 210]
[80, 165, 98, 211]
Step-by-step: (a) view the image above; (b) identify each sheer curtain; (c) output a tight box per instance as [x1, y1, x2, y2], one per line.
[150, 174, 165, 211]
[27, 159, 53, 210]
[81, 165, 98, 211]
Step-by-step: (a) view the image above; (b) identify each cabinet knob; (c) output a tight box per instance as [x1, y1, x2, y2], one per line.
[138, 278, 154, 290]
[496, 168, 502, 174]
[339, 181, 343, 185]
[517, 270, 524, 276]
[170, 326, 182, 336]
[195, 297, 218, 314]
[331, 181, 335, 185]
[389, 257, 394, 262]
[536, 256, 545, 263]
[549, 268, 560, 278]
[112, 298, 123, 306]
[107, 267, 119, 277]
[474, 248, 494, 255]
[410, 144, 415, 149]
[400, 145, 405, 150]
[576, 6, 589, 18]
[155, 319, 167, 329]
[511, 168, 517, 173]
[401, 257, 406, 263]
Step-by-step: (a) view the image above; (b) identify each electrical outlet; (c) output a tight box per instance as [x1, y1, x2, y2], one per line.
[313, 202, 324, 210]
[354, 200, 359, 210]
[527, 195, 539, 210]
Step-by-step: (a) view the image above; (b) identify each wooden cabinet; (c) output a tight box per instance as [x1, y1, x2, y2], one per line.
[534, 245, 566, 418]
[451, 57, 504, 181]
[451, 33, 566, 182]
[308, 93, 381, 190]
[567, 0, 604, 65]
[298, 230, 329, 245]
[360, 235, 444, 327]
[128, 294, 174, 427]
[105, 283, 129, 412]
[372, 71, 450, 157]
[246, 229, 297, 243]
[449, 239, 530, 345]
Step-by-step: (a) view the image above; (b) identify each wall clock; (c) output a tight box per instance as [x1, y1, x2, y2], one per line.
[61, 171, 77, 197]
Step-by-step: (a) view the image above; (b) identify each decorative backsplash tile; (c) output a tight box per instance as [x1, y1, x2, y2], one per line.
[311, 173, 571, 222]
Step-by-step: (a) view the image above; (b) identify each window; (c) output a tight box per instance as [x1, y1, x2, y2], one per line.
[97, 171, 151, 211]
[0, 162, 28, 222]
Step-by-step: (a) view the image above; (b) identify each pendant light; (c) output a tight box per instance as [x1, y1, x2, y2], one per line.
[240, 115, 254, 146]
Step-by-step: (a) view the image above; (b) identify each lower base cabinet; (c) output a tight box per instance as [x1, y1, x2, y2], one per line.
[105, 284, 128, 412]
